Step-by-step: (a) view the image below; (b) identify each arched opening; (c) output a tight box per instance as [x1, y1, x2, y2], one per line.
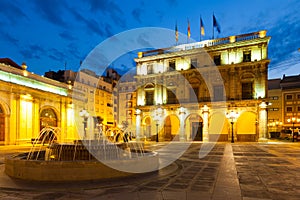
[186, 114, 203, 141]
[0, 105, 5, 142]
[164, 115, 180, 141]
[40, 108, 58, 130]
[236, 111, 257, 141]
[209, 112, 229, 141]
[143, 116, 152, 139]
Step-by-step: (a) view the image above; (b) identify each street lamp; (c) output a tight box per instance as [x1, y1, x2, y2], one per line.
[79, 109, 89, 139]
[226, 110, 239, 143]
[287, 117, 300, 142]
[154, 106, 163, 142]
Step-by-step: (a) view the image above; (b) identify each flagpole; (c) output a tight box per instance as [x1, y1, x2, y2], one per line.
[212, 13, 214, 39]
[200, 16, 201, 42]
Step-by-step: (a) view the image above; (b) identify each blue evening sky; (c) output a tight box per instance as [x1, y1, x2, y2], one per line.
[0, 0, 299, 79]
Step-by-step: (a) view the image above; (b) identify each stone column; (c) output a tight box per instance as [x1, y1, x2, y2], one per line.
[202, 105, 209, 142]
[258, 102, 268, 142]
[179, 107, 186, 141]
[135, 109, 141, 141]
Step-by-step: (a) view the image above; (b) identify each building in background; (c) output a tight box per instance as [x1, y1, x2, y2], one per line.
[0, 58, 75, 145]
[268, 74, 300, 136]
[134, 30, 270, 142]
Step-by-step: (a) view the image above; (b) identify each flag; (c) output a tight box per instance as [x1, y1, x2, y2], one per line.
[187, 19, 191, 39]
[213, 14, 221, 33]
[200, 17, 205, 36]
[175, 22, 178, 42]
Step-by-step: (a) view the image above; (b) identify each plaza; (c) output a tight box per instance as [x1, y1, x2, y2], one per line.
[1, 140, 300, 200]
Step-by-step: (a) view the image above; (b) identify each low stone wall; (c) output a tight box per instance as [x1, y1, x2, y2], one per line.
[5, 152, 158, 181]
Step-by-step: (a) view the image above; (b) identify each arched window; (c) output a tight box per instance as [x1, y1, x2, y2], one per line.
[40, 108, 57, 130]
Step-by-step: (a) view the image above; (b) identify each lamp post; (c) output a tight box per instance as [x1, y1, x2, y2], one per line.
[226, 110, 239, 143]
[154, 106, 163, 143]
[287, 117, 300, 142]
[79, 109, 89, 139]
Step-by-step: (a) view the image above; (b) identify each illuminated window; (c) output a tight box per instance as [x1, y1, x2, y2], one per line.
[147, 64, 153, 74]
[286, 107, 292, 112]
[243, 51, 251, 62]
[242, 82, 253, 99]
[286, 94, 293, 100]
[126, 94, 132, 100]
[167, 89, 178, 104]
[145, 84, 154, 105]
[213, 55, 221, 66]
[271, 96, 279, 100]
[169, 61, 176, 71]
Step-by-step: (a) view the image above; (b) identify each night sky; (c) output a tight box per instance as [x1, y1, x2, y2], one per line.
[1, 0, 300, 79]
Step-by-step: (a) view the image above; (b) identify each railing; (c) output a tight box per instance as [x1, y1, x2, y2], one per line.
[139, 30, 266, 58]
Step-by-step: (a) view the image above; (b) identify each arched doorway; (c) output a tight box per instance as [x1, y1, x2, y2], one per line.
[236, 111, 257, 141]
[209, 112, 229, 141]
[0, 105, 5, 142]
[143, 116, 152, 139]
[40, 108, 58, 130]
[164, 115, 180, 141]
[186, 114, 203, 141]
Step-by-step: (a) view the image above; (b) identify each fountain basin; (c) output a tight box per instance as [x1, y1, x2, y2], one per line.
[5, 151, 158, 181]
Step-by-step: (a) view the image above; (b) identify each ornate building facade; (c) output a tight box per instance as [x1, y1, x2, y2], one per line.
[0, 59, 75, 145]
[133, 30, 271, 142]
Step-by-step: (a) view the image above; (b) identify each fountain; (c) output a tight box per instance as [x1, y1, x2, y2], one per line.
[5, 126, 159, 181]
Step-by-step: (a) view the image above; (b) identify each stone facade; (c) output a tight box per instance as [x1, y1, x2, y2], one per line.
[133, 30, 270, 142]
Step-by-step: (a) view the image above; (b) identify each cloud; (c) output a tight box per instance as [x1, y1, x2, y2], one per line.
[84, 0, 126, 28]
[132, 8, 143, 23]
[165, 0, 178, 7]
[59, 31, 77, 41]
[0, 1, 28, 25]
[48, 48, 66, 62]
[31, 0, 67, 27]
[20, 50, 41, 60]
[0, 31, 19, 45]
[67, 9, 105, 37]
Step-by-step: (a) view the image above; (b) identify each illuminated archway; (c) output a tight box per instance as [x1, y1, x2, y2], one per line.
[40, 108, 58, 130]
[186, 114, 203, 141]
[209, 112, 229, 141]
[164, 115, 180, 141]
[236, 111, 257, 141]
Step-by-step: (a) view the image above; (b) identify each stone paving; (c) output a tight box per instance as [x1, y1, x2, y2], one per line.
[0, 141, 300, 199]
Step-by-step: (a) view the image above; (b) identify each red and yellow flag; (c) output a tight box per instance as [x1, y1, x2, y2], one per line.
[175, 23, 178, 42]
[187, 19, 191, 39]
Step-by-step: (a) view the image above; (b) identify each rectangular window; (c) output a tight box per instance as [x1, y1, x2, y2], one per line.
[169, 61, 176, 71]
[167, 89, 178, 104]
[242, 82, 253, 99]
[213, 55, 221, 66]
[298, 106, 300, 112]
[286, 94, 293, 100]
[287, 107, 293, 112]
[213, 85, 224, 101]
[297, 94, 300, 99]
[126, 94, 132, 100]
[243, 51, 251, 62]
[147, 64, 153, 74]
[145, 91, 154, 105]
[191, 58, 198, 68]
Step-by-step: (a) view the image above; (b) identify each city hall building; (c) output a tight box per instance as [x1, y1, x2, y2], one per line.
[133, 30, 270, 142]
